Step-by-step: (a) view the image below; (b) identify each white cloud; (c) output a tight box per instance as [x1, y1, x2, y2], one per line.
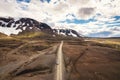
[0, 0, 120, 37]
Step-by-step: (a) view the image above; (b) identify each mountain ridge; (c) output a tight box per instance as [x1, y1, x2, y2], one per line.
[0, 17, 82, 38]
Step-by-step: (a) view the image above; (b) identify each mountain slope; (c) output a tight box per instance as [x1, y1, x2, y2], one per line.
[0, 17, 53, 34]
[0, 32, 7, 38]
[0, 17, 82, 38]
[53, 29, 82, 38]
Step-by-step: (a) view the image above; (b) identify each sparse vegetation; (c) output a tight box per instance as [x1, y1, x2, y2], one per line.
[87, 38, 120, 50]
[14, 32, 47, 38]
[0, 30, 120, 80]
[63, 40, 120, 80]
[0, 32, 7, 38]
[0, 38, 24, 48]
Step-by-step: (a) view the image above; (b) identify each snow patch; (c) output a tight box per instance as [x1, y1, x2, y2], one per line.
[0, 20, 8, 26]
[70, 31, 77, 37]
[29, 27, 32, 29]
[23, 26, 26, 30]
[0, 26, 22, 35]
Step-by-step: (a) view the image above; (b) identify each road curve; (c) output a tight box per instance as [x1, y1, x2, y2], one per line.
[55, 41, 66, 80]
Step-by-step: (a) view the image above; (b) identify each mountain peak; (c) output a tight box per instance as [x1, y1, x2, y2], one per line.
[0, 17, 82, 38]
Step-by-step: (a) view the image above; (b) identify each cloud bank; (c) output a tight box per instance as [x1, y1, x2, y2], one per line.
[0, 0, 120, 37]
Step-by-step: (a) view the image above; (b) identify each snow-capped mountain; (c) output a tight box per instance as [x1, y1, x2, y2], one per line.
[53, 29, 82, 38]
[0, 17, 82, 38]
[0, 17, 53, 35]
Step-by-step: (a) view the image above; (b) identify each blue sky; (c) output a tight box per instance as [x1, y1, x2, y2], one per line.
[0, 0, 120, 37]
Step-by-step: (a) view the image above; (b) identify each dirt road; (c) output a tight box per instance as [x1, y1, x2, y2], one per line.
[55, 41, 66, 80]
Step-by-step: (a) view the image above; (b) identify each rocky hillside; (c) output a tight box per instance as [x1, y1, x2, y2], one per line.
[0, 17, 82, 38]
[0, 17, 53, 34]
[53, 29, 82, 38]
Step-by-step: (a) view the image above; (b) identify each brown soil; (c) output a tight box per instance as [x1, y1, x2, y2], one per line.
[0, 38, 120, 80]
[63, 41, 120, 80]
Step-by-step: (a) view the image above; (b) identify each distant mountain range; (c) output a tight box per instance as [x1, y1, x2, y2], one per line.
[0, 17, 82, 38]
